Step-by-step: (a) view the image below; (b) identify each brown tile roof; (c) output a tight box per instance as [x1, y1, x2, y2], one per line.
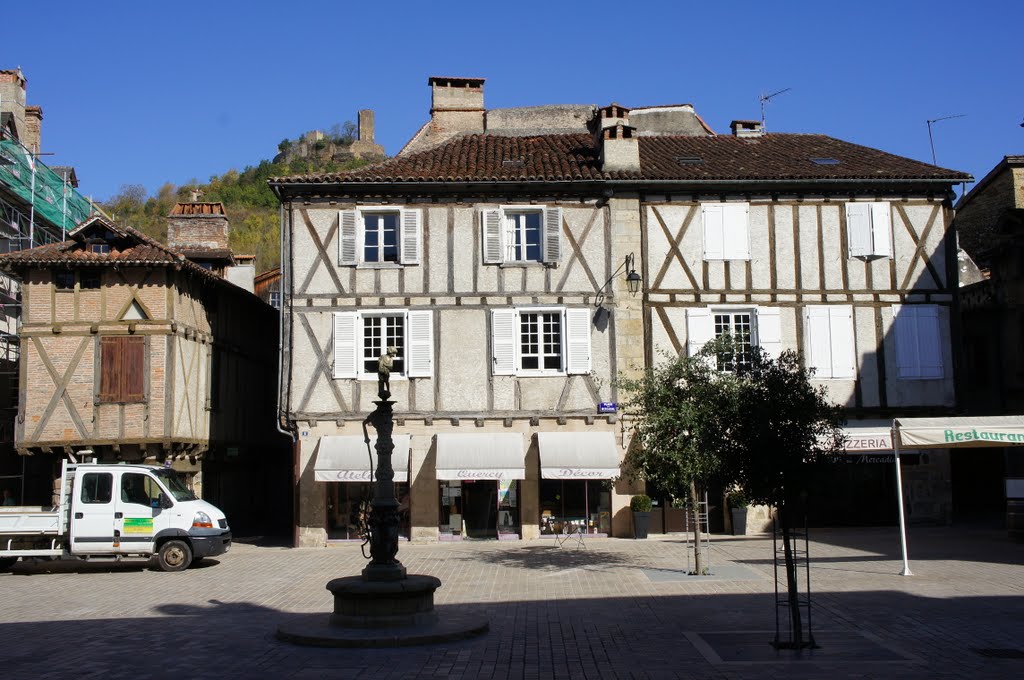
[0, 216, 229, 287]
[169, 202, 227, 216]
[270, 133, 970, 186]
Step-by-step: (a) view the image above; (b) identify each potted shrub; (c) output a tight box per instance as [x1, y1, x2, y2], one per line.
[631, 494, 653, 539]
[728, 490, 749, 536]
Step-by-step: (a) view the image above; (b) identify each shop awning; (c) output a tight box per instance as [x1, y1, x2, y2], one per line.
[894, 416, 1024, 449]
[435, 433, 525, 481]
[313, 435, 410, 483]
[841, 420, 893, 452]
[537, 432, 620, 479]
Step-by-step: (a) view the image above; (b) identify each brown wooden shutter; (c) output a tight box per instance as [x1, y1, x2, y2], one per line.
[99, 336, 145, 403]
[99, 337, 120, 402]
[122, 336, 145, 402]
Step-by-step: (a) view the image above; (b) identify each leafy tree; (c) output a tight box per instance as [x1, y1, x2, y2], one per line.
[616, 338, 745, 575]
[617, 337, 844, 646]
[730, 347, 845, 648]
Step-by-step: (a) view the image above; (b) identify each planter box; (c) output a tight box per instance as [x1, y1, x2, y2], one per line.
[731, 508, 748, 536]
[632, 511, 651, 539]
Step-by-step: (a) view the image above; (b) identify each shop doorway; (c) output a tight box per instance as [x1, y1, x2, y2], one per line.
[462, 480, 498, 539]
[951, 448, 1006, 524]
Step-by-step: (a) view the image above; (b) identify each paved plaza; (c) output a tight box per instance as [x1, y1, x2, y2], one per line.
[3, 524, 1023, 679]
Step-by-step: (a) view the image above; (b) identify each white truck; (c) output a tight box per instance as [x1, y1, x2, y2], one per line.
[0, 462, 231, 572]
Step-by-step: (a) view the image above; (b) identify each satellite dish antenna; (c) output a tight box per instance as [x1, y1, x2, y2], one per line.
[759, 88, 791, 132]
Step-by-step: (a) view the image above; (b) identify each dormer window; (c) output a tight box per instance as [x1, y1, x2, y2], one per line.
[90, 243, 110, 254]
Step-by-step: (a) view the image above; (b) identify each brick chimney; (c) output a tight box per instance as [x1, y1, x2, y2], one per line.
[0, 68, 28, 142]
[429, 76, 485, 135]
[24, 105, 42, 154]
[167, 202, 230, 251]
[597, 104, 640, 173]
[730, 119, 764, 138]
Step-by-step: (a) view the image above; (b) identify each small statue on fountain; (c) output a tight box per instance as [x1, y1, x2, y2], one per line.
[377, 345, 397, 398]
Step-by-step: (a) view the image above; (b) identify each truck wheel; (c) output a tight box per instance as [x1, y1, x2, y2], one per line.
[0, 557, 17, 571]
[157, 540, 192, 572]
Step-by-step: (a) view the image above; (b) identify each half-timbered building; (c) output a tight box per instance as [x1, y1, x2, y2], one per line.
[0, 214, 290, 534]
[272, 77, 970, 546]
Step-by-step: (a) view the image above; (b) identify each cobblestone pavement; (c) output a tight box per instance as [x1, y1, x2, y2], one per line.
[3, 524, 1023, 679]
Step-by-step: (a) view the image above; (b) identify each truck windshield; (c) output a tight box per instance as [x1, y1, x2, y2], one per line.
[153, 470, 198, 502]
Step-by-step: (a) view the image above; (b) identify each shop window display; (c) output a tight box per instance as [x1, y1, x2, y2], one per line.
[327, 482, 409, 540]
[539, 479, 611, 535]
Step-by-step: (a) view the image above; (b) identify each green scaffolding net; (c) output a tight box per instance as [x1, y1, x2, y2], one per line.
[0, 139, 95, 237]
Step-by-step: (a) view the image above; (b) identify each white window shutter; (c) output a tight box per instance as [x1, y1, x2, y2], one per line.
[846, 203, 871, 258]
[722, 203, 750, 259]
[338, 210, 358, 265]
[685, 307, 715, 356]
[804, 306, 834, 377]
[565, 307, 592, 374]
[399, 208, 422, 265]
[542, 207, 563, 263]
[491, 309, 517, 375]
[756, 307, 783, 360]
[915, 305, 943, 378]
[482, 209, 504, 264]
[870, 202, 892, 258]
[406, 310, 433, 377]
[892, 305, 919, 378]
[828, 306, 856, 379]
[333, 312, 358, 379]
[702, 204, 725, 260]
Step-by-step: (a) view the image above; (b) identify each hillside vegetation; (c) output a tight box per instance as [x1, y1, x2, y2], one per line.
[101, 128, 375, 273]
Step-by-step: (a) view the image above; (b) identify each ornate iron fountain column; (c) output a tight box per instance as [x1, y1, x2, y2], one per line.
[362, 389, 406, 581]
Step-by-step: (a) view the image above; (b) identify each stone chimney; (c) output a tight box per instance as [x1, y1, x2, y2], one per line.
[730, 119, 765, 138]
[429, 76, 485, 135]
[24, 105, 42, 154]
[597, 104, 640, 173]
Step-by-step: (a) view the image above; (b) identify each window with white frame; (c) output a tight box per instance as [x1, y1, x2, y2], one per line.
[702, 202, 750, 260]
[333, 309, 433, 379]
[481, 206, 562, 264]
[338, 207, 421, 266]
[892, 304, 943, 379]
[804, 305, 856, 379]
[846, 202, 892, 258]
[685, 306, 782, 370]
[491, 307, 590, 376]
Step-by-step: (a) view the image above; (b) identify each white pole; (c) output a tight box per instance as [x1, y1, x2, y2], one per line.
[892, 422, 913, 576]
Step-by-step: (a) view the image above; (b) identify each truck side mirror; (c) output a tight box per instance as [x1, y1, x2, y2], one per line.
[153, 493, 173, 510]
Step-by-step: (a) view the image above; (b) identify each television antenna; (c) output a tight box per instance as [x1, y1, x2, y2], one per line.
[926, 114, 965, 165]
[759, 88, 792, 132]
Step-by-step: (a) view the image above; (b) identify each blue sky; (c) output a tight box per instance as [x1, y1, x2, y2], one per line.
[4, 0, 1021, 201]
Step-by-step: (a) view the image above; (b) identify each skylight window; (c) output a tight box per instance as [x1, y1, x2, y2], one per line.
[502, 159, 525, 168]
[675, 156, 704, 165]
[810, 157, 840, 166]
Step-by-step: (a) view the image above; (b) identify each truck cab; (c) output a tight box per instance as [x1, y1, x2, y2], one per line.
[67, 464, 231, 571]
